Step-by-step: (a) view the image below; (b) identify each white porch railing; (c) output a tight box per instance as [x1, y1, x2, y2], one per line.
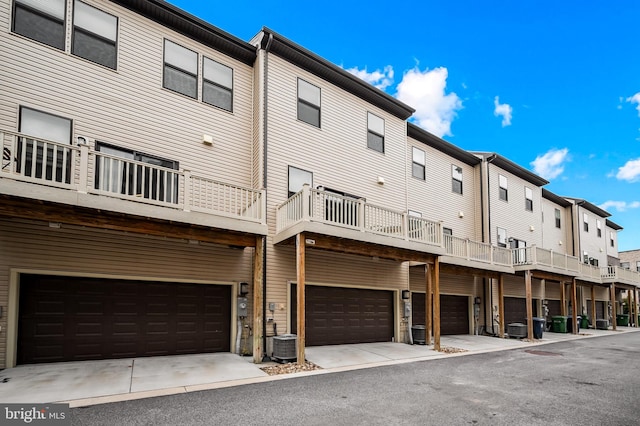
[602, 266, 640, 285]
[512, 246, 580, 273]
[579, 263, 602, 281]
[276, 185, 441, 247]
[443, 234, 511, 266]
[1, 130, 265, 223]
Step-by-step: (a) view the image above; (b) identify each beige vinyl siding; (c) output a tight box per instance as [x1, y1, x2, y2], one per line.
[252, 50, 265, 189]
[0, 217, 254, 368]
[576, 206, 607, 266]
[606, 226, 619, 258]
[0, 0, 254, 188]
[541, 198, 571, 254]
[488, 163, 543, 248]
[407, 137, 479, 240]
[544, 281, 562, 300]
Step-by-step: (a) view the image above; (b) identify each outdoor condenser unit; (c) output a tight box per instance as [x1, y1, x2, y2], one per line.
[272, 334, 297, 363]
[507, 323, 527, 338]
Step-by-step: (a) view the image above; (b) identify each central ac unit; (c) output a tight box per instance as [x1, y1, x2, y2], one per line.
[507, 323, 527, 338]
[272, 334, 297, 363]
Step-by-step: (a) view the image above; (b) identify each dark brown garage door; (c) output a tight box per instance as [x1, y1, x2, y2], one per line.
[504, 297, 539, 329]
[18, 274, 231, 365]
[547, 299, 562, 317]
[587, 300, 606, 321]
[441, 295, 469, 335]
[411, 292, 426, 326]
[291, 285, 394, 346]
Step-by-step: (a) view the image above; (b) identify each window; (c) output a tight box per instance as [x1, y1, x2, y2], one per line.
[12, 0, 66, 50]
[525, 187, 533, 211]
[412, 147, 425, 180]
[621, 262, 630, 270]
[443, 227, 453, 252]
[288, 166, 313, 197]
[367, 112, 385, 153]
[497, 227, 507, 248]
[297, 79, 320, 127]
[636, 261, 640, 273]
[610, 233, 615, 247]
[596, 220, 602, 238]
[72, 1, 118, 69]
[203, 57, 233, 111]
[498, 174, 508, 201]
[554, 208, 561, 228]
[95, 143, 178, 203]
[583, 251, 589, 264]
[583, 213, 589, 232]
[452, 165, 463, 194]
[163, 39, 198, 99]
[17, 106, 72, 183]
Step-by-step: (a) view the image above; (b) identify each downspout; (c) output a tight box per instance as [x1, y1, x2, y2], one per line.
[486, 154, 498, 333]
[478, 157, 488, 331]
[261, 32, 274, 362]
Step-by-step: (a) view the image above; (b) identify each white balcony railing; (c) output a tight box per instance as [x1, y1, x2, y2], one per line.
[443, 234, 512, 266]
[512, 246, 580, 273]
[1, 130, 265, 224]
[602, 266, 640, 285]
[276, 185, 442, 247]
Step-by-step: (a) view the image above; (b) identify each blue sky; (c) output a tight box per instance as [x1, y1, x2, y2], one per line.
[169, 1, 640, 251]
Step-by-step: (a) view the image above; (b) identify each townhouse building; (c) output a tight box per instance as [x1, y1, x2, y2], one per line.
[1, 0, 638, 370]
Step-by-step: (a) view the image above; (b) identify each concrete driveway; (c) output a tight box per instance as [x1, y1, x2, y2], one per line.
[0, 327, 637, 407]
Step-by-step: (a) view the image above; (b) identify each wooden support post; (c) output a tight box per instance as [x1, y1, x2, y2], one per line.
[525, 270, 534, 340]
[296, 233, 306, 362]
[571, 279, 578, 335]
[498, 275, 505, 338]
[560, 282, 566, 316]
[636, 289, 639, 327]
[610, 284, 616, 331]
[433, 257, 441, 351]
[631, 289, 637, 327]
[252, 236, 264, 363]
[426, 263, 432, 345]
[591, 285, 596, 325]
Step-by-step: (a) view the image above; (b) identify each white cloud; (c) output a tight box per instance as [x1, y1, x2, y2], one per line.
[627, 92, 640, 117]
[395, 67, 462, 137]
[493, 96, 513, 127]
[345, 65, 394, 91]
[616, 158, 640, 182]
[530, 148, 569, 180]
[599, 200, 640, 212]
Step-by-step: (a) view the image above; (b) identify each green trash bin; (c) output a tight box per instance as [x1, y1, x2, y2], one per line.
[552, 316, 568, 333]
[616, 314, 629, 326]
[580, 315, 590, 329]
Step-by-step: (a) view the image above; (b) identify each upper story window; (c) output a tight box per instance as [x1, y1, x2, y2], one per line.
[412, 147, 425, 180]
[297, 79, 320, 127]
[583, 251, 589, 264]
[497, 227, 507, 248]
[621, 262, 630, 269]
[452, 165, 463, 194]
[596, 220, 602, 238]
[583, 213, 589, 232]
[498, 174, 508, 201]
[203, 57, 233, 111]
[72, 1, 118, 69]
[610, 233, 615, 247]
[636, 261, 640, 272]
[554, 208, 561, 228]
[12, 0, 66, 50]
[525, 187, 533, 211]
[367, 113, 385, 153]
[20, 106, 72, 144]
[163, 39, 198, 99]
[288, 166, 313, 197]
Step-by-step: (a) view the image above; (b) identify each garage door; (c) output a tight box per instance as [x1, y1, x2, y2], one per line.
[504, 297, 539, 328]
[18, 274, 231, 365]
[587, 300, 606, 321]
[441, 295, 469, 335]
[547, 299, 562, 317]
[291, 285, 394, 346]
[411, 292, 426, 326]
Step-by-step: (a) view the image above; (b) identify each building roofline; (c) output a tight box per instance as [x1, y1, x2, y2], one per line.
[606, 219, 623, 230]
[542, 188, 572, 207]
[472, 152, 549, 187]
[564, 197, 612, 218]
[256, 27, 415, 120]
[407, 123, 481, 166]
[111, 0, 257, 65]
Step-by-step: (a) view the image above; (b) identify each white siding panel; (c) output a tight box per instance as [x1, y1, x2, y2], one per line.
[541, 198, 571, 254]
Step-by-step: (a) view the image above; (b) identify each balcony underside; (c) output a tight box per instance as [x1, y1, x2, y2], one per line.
[439, 255, 513, 275]
[0, 188, 265, 248]
[274, 223, 443, 262]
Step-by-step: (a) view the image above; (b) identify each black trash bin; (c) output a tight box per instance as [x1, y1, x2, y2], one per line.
[412, 325, 426, 345]
[525, 317, 545, 339]
[567, 316, 581, 333]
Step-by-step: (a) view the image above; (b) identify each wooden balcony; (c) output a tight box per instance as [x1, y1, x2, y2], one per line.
[0, 130, 267, 239]
[602, 266, 640, 286]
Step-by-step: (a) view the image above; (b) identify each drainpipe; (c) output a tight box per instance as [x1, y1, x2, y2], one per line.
[486, 154, 498, 333]
[261, 32, 274, 362]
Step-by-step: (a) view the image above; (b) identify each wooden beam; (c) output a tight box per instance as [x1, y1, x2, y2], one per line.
[591, 285, 596, 324]
[252, 236, 264, 363]
[571, 278, 578, 335]
[440, 263, 501, 280]
[560, 282, 566, 316]
[296, 233, 306, 363]
[433, 257, 441, 351]
[0, 195, 259, 247]
[525, 270, 533, 340]
[610, 284, 616, 331]
[498, 275, 505, 338]
[426, 263, 433, 345]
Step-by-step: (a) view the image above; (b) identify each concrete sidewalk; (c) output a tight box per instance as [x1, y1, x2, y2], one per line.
[0, 327, 637, 407]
